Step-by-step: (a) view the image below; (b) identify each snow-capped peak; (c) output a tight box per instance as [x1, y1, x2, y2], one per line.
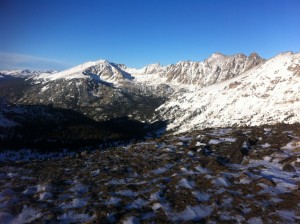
[36, 59, 107, 80]
[55, 59, 109, 77]
[35, 59, 133, 84]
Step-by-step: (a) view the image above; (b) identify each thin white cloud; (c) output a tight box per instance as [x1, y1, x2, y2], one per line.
[0, 52, 72, 71]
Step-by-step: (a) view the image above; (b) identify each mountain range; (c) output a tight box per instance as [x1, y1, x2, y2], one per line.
[1, 51, 300, 149]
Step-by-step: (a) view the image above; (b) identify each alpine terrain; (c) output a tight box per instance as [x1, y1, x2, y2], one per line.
[1, 52, 300, 223]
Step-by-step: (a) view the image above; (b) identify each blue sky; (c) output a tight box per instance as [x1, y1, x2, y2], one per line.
[1, 0, 300, 70]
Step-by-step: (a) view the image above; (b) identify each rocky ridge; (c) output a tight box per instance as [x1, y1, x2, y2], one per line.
[124, 52, 264, 87]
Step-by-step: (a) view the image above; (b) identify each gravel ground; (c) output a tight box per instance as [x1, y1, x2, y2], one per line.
[0, 124, 300, 223]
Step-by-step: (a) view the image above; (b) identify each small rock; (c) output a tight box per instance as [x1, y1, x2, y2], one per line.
[294, 162, 300, 168]
[229, 149, 245, 164]
[81, 151, 88, 157]
[202, 146, 212, 155]
[91, 169, 100, 176]
[216, 156, 229, 165]
[279, 156, 297, 165]
[247, 137, 258, 146]
[255, 177, 276, 187]
[282, 164, 296, 172]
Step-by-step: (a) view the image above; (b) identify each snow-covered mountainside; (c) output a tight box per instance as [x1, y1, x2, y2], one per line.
[158, 52, 300, 132]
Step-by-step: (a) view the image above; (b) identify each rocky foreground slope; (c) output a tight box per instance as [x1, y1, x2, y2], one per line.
[0, 123, 300, 223]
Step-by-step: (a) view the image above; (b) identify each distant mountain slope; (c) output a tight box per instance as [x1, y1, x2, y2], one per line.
[157, 52, 300, 132]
